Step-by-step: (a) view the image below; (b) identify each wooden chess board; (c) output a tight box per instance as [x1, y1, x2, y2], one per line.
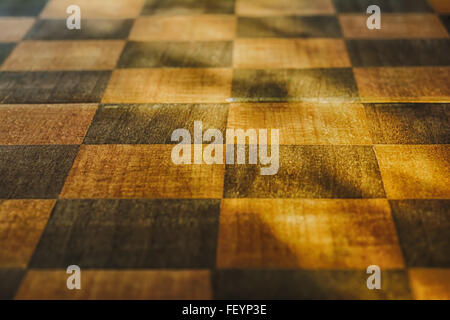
[0, 0, 449, 300]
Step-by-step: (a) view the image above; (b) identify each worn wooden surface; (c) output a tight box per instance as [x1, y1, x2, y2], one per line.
[40, 0, 145, 19]
[429, 0, 450, 13]
[217, 199, 404, 269]
[85, 103, 228, 144]
[0, 0, 448, 300]
[0, 200, 55, 268]
[441, 15, 450, 32]
[364, 103, 450, 144]
[235, 0, 335, 16]
[16, 270, 212, 300]
[231, 68, 359, 102]
[409, 269, 450, 300]
[224, 145, 386, 198]
[233, 39, 351, 69]
[0, 104, 97, 145]
[1, 40, 125, 71]
[0, 269, 24, 300]
[103, 68, 232, 103]
[237, 16, 342, 38]
[346, 39, 450, 67]
[375, 146, 450, 199]
[29, 199, 220, 268]
[141, 0, 235, 16]
[60, 145, 225, 199]
[0, 18, 35, 42]
[390, 200, 450, 267]
[227, 102, 372, 144]
[0, 146, 79, 198]
[0, 0, 47, 16]
[0, 71, 111, 103]
[130, 15, 236, 41]
[339, 14, 449, 38]
[25, 19, 134, 40]
[354, 67, 450, 102]
[118, 41, 232, 68]
[0, 43, 15, 65]
[213, 269, 412, 299]
[333, 0, 433, 13]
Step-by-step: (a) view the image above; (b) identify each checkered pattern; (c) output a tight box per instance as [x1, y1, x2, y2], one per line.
[0, 0, 449, 300]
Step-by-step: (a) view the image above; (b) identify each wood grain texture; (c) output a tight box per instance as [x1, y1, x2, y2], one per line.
[429, 0, 450, 13]
[0, 71, 111, 103]
[0, 18, 35, 42]
[141, 0, 235, 15]
[16, 270, 212, 300]
[237, 16, 341, 38]
[130, 15, 236, 41]
[390, 199, 450, 268]
[333, 0, 432, 12]
[29, 199, 220, 268]
[85, 103, 228, 144]
[118, 41, 232, 68]
[375, 146, 450, 199]
[213, 270, 412, 299]
[102, 69, 232, 103]
[60, 145, 224, 198]
[442, 15, 450, 33]
[409, 269, 450, 300]
[354, 67, 450, 103]
[0, 0, 448, 301]
[224, 145, 386, 198]
[0, 104, 97, 145]
[217, 199, 404, 269]
[25, 19, 133, 40]
[1, 41, 125, 71]
[339, 14, 449, 38]
[0, 200, 55, 268]
[390, 200, 450, 267]
[236, 0, 335, 16]
[0, 269, 24, 299]
[233, 39, 351, 69]
[227, 102, 372, 145]
[0, 145, 79, 199]
[231, 69, 359, 102]
[41, 0, 145, 19]
[364, 103, 450, 144]
[346, 39, 450, 67]
[0, 43, 15, 66]
[0, 0, 47, 16]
